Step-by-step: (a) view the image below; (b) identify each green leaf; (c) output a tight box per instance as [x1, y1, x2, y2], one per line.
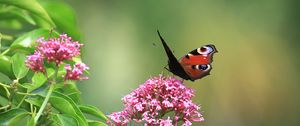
[0, 95, 9, 106]
[25, 95, 43, 107]
[78, 105, 108, 121]
[50, 91, 88, 126]
[0, 0, 55, 27]
[46, 68, 55, 78]
[38, 0, 81, 40]
[10, 28, 59, 53]
[0, 6, 36, 25]
[0, 72, 11, 84]
[12, 53, 29, 79]
[0, 55, 13, 78]
[32, 72, 47, 90]
[21, 83, 35, 93]
[0, 19, 22, 30]
[88, 121, 108, 126]
[22, 72, 47, 93]
[22, 72, 47, 92]
[0, 108, 29, 126]
[52, 114, 79, 126]
[27, 115, 36, 126]
[30, 13, 52, 29]
[56, 63, 66, 82]
[30, 84, 48, 96]
[59, 81, 81, 104]
[13, 84, 28, 107]
[0, 83, 10, 99]
[26, 106, 36, 126]
[31, 73, 46, 84]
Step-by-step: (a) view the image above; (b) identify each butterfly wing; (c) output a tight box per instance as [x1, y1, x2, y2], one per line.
[179, 45, 217, 80]
[157, 30, 191, 80]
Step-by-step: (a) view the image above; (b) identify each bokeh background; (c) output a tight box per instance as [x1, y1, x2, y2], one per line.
[65, 0, 300, 126]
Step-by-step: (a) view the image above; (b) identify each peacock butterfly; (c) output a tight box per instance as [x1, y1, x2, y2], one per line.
[157, 30, 217, 81]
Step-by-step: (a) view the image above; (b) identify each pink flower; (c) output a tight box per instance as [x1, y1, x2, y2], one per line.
[26, 33, 89, 80]
[108, 75, 204, 126]
[134, 102, 144, 112]
[25, 51, 45, 73]
[182, 120, 192, 126]
[162, 99, 173, 108]
[160, 117, 173, 126]
[107, 109, 131, 126]
[64, 63, 89, 80]
[36, 34, 83, 65]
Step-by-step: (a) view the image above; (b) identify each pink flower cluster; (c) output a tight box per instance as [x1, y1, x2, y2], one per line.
[25, 51, 45, 73]
[64, 63, 89, 80]
[108, 75, 204, 126]
[36, 34, 82, 65]
[25, 34, 88, 81]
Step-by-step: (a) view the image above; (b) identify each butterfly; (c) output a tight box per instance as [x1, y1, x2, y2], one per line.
[157, 30, 217, 81]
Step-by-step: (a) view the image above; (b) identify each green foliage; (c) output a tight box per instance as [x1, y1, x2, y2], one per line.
[0, 108, 29, 126]
[0, 0, 106, 125]
[50, 91, 88, 126]
[88, 121, 108, 126]
[78, 105, 108, 121]
[12, 53, 29, 79]
[0, 55, 13, 78]
[38, 0, 81, 40]
[10, 28, 59, 53]
[0, 0, 55, 27]
[52, 114, 79, 126]
[21, 72, 47, 92]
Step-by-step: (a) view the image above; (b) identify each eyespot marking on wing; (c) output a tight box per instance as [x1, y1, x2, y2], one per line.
[198, 46, 214, 55]
[191, 64, 211, 71]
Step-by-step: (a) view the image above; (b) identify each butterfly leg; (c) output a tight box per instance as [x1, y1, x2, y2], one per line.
[164, 65, 170, 72]
[164, 66, 169, 71]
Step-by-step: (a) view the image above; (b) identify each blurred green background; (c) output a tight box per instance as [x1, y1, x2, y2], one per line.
[65, 0, 300, 125]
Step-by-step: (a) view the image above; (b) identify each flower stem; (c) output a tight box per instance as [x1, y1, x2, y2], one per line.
[16, 94, 27, 108]
[0, 105, 10, 110]
[34, 66, 59, 123]
[0, 83, 10, 97]
[0, 82, 10, 88]
[0, 48, 10, 56]
[34, 84, 54, 123]
[16, 92, 37, 96]
[0, 33, 13, 40]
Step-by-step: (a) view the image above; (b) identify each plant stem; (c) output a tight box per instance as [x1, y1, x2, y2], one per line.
[34, 66, 59, 123]
[16, 94, 27, 108]
[1, 48, 10, 56]
[34, 84, 54, 123]
[0, 83, 10, 98]
[0, 33, 13, 40]
[16, 92, 37, 96]
[0, 33, 13, 54]
[0, 82, 10, 88]
[0, 105, 10, 110]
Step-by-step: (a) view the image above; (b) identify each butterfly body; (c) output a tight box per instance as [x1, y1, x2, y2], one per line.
[157, 31, 217, 81]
